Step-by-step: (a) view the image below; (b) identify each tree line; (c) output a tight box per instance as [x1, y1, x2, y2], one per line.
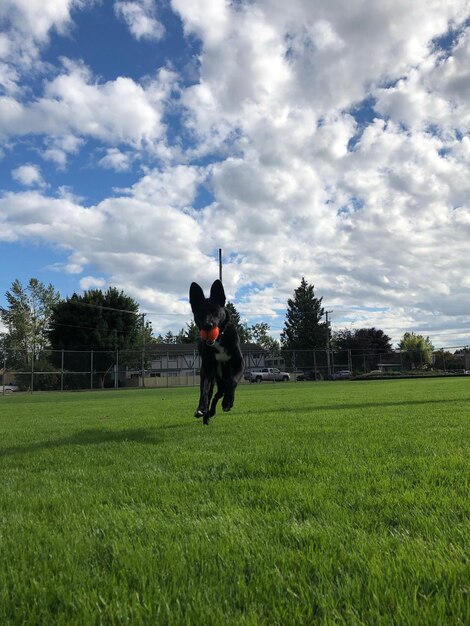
[1, 276, 454, 388]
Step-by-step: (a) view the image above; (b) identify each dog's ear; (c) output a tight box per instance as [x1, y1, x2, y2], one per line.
[210, 280, 226, 307]
[189, 282, 205, 312]
[219, 304, 230, 331]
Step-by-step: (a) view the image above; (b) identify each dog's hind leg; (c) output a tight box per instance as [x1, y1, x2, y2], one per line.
[195, 376, 215, 422]
[222, 379, 237, 413]
[209, 380, 225, 417]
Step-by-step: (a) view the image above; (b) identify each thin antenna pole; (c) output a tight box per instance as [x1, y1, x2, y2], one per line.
[218, 248, 223, 282]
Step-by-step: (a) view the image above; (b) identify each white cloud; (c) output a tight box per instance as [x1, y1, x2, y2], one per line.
[11, 164, 46, 188]
[42, 134, 84, 167]
[46, 261, 84, 274]
[2, 1, 470, 345]
[114, 0, 164, 40]
[171, 0, 230, 47]
[0, 164, 216, 311]
[0, 0, 77, 43]
[374, 30, 470, 135]
[80, 276, 106, 291]
[99, 149, 131, 172]
[177, 0, 469, 136]
[0, 191, 105, 244]
[0, 0, 82, 92]
[0, 61, 177, 151]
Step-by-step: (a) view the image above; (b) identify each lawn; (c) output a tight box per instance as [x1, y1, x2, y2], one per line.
[0, 379, 469, 625]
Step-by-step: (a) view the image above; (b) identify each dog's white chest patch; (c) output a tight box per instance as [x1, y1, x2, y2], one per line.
[213, 342, 231, 362]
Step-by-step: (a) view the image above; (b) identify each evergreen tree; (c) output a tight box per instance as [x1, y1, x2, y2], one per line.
[176, 322, 200, 344]
[164, 330, 176, 344]
[226, 302, 252, 343]
[281, 278, 328, 367]
[281, 278, 328, 350]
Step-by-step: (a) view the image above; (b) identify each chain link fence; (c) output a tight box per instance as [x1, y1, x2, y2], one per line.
[1, 346, 469, 393]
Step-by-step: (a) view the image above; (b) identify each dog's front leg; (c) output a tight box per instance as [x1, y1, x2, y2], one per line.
[195, 374, 215, 424]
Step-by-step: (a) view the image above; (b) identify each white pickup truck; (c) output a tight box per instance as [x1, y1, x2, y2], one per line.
[244, 368, 290, 383]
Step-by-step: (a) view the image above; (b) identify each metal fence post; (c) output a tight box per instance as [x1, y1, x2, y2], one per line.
[90, 350, 94, 390]
[2, 353, 6, 396]
[115, 350, 119, 389]
[61, 349, 64, 392]
[31, 350, 34, 393]
[141, 348, 146, 388]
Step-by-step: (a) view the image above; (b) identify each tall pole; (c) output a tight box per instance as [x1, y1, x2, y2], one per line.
[219, 248, 223, 282]
[325, 310, 333, 378]
[141, 313, 146, 388]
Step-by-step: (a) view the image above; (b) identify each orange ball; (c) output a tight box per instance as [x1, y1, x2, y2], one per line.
[200, 327, 220, 342]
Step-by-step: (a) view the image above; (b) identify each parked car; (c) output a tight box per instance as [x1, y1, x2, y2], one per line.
[296, 370, 323, 381]
[244, 368, 290, 383]
[330, 370, 352, 380]
[1, 383, 19, 394]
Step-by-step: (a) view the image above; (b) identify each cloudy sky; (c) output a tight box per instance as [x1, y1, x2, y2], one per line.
[1, 0, 470, 347]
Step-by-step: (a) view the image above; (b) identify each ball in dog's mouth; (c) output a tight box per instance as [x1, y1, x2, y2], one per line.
[200, 327, 220, 343]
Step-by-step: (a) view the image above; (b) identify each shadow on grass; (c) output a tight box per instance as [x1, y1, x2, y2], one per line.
[249, 396, 470, 415]
[0, 423, 189, 458]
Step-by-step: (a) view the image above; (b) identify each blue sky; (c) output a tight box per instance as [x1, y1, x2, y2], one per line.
[1, 0, 470, 346]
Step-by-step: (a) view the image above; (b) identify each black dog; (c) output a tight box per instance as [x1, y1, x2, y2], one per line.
[189, 280, 244, 425]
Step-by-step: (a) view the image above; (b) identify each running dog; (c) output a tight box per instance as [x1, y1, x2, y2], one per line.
[189, 280, 244, 425]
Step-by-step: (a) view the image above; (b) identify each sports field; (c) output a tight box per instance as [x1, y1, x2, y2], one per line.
[1, 379, 469, 625]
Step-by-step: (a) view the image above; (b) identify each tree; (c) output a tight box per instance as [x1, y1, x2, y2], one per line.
[164, 331, 177, 344]
[332, 327, 393, 371]
[1, 278, 61, 373]
[281, 278, 329, 368]
[50, 287, 149, 350]
[281, 278, 328, 356]
[250, 322, 280, 354]
[176, 322, 200, 344]
[399, 332, 434, 370]
[49, 287, 152, 387]
[226, 302, 252, 343]
[433, 350, 464, 371]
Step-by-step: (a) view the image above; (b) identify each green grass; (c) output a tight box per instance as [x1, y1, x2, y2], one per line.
[1, 379, 469, 625]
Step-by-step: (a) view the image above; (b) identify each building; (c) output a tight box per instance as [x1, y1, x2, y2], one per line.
[122, 342, 280, 385]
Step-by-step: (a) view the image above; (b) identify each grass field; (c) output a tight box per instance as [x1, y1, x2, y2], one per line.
[1, 378, 469, 625]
